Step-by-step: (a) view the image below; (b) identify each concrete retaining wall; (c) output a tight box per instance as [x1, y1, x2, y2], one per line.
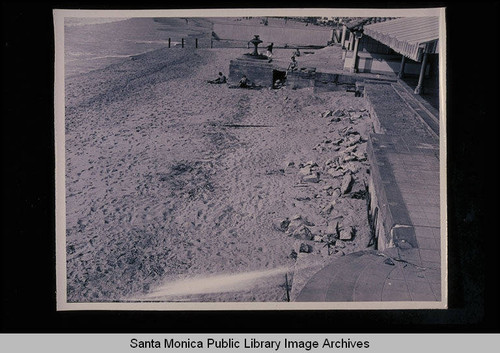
[367, 134, 421, 251]
[286, 69, 316, 89]
[287, 70, 363, 91]
[228, 58, 274, 87]
[367, 174, 391, 250]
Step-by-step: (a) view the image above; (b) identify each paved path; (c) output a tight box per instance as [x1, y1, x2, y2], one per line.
[296, 249, 441, 302]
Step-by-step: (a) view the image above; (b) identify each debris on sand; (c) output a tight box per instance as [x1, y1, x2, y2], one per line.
[273, 218, 291, 232]
[292, 225, 314, 240]
[299, 243, 313, 253]
[303, 173, 320, 183]
[341, 172, 354, 194]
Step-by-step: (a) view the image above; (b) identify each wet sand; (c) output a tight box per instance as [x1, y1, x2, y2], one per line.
[65, 47, 374, 302]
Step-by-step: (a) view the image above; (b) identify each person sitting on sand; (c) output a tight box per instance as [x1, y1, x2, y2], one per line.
[239, 75, 253, 88]
[287, 56, 298, 72]
[294, 48, 301, 57]
[207, 72, 227, 84]
[273, 79, 284, 89]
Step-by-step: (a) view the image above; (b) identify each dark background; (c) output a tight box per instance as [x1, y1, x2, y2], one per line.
[2, 1, 499, 333]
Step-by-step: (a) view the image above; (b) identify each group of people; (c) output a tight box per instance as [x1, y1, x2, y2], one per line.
[264, 43, 299, 64]
[207, 45, 301, 89]
[207, 72, 255, 89]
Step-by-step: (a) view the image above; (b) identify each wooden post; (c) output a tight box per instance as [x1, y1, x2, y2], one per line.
[414, 52, 429, 94]
[195, 38, 198, 48]
[351, 35, 360, 73]
[210, 39, 213, 48]
[398, 55, 406, 79]
[168, 38, 171, 48]
[181, 38, 184, 48]
[341, 24, 347, 48]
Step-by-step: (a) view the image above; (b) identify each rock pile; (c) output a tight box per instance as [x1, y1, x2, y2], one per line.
[274, 106, 372, 264]
[297, 160, 320, 183]
[273, 214, 317, 240]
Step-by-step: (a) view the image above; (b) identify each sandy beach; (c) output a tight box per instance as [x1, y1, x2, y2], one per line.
[65, 45, 374, 302]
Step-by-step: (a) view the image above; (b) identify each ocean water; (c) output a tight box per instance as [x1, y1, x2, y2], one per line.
[64, 17, 211, 77]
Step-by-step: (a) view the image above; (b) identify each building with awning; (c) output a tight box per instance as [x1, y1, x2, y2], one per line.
[342, 16, 440, 95]
[363, 16, 439, 63]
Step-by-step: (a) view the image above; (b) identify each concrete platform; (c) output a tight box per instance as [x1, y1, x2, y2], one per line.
[228, 56, 274, 87]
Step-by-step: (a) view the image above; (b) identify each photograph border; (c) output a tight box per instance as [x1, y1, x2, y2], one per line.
[54, 7, 447, 311]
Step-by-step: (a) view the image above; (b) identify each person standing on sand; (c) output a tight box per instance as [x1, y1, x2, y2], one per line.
[266, 42, 274, 62]
[287, 55, 298, 72]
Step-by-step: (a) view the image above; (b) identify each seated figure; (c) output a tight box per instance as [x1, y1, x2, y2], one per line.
[207, 72, 227, 84]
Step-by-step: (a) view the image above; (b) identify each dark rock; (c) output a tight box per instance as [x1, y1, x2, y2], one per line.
[303, 173, 320, 183]
[305, 160, 318, 167]
[341, 173, 354, 194]
[346, 135, 362, 146]
[332, 249, 345, 257]
[292, 225, 313, 240]
[322, 110, 333, 118]
[299, 243, 313, 253]
[332, 109, 345, 117]
[287, 219, 303, 233]
[272, 218, 290, 232]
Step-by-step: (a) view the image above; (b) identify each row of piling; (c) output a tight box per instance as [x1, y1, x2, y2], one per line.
[167, 38, 213, 48]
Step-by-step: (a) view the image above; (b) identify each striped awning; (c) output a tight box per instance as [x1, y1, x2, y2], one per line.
[363, 17, 440, 62]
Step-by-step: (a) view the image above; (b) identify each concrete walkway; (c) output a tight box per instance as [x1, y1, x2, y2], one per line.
[295, 249, 440, 302]
[296, 80, 442, 302]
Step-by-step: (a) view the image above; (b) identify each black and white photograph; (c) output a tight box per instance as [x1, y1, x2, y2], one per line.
[54, 8, 446, 310]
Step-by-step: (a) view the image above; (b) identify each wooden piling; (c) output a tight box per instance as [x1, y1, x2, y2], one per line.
[168, 38, 171, 48]
[195, 38, 198, 48]
[181, 38, 184, 48]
